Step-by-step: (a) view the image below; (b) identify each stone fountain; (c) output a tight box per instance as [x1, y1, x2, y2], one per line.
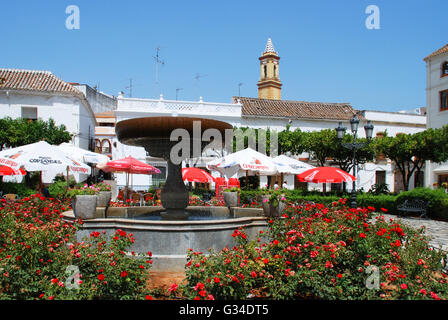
[115, 116, 232, 220]
[63, 115, 268, 271]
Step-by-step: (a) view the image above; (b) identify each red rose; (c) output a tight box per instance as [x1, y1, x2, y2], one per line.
[98, 274, 105, 281]
[120, 271, 128, 277]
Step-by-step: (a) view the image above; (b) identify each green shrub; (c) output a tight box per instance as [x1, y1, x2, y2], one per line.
[48, 180, 69, 199]
[357, 194, 398, 214]
[190, 187, 215, 199]
[0, 182, 35, 197]
[396, 188, 448, 219]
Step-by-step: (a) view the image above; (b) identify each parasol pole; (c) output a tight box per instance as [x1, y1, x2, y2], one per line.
[66, 166, 69, 189]
[245, 170, 248, 190]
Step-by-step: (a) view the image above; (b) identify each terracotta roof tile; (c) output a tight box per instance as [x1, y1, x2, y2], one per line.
[0, 68, 81, 96]
[424, 43, 448, 61]
[233, 96, 361, 121]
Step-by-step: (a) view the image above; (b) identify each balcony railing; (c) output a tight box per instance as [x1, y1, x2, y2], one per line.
[116, 95, 242, 120]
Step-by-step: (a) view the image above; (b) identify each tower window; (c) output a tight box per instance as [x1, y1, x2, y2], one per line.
[273, 65, 277, 77]
[442, 61, 448, 77]
[264, 65, 267, 78]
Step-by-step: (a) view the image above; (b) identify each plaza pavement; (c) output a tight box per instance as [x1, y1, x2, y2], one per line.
[373, 213, 448, 252]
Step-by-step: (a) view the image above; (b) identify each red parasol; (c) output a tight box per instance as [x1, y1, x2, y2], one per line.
[297, 166, 355, 183]
[99, 156, 161, 200]
[0, 165, 26, 176]
[182, 167, 215, 183]
[102, 156, 161, 174]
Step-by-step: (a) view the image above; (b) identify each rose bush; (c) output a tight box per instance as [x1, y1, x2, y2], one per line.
[0, 194, 152, 300]
[181, 198, 448, 300]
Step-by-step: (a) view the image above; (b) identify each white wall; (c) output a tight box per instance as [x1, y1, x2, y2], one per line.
[0, 91, 96, 149]
[424, 52, 448, 188]
[426, 54, 448, 130]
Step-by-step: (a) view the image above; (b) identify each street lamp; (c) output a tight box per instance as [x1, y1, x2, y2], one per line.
[335, 115, 374, 208]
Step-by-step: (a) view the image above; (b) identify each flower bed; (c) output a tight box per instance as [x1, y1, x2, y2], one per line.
[0, 194, 153, 300]
[178, 199, 448, 300]
[3, 195, 448, 300]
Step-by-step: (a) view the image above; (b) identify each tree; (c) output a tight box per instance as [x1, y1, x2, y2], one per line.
[302, 129, 336, 167]
[232, 126, 279, 156]
[0, 117, 73, 187]
[374, 127, 448, 191]
[278, 124, 306, 156]
[0, 117, 72, 150]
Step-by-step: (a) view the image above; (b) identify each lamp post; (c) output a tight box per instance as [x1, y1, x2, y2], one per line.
[335, 115, 374, 208]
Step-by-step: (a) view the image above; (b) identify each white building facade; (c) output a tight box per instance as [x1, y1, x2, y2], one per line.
[0, 69, 97, 150]
[424, 44, 448, 188]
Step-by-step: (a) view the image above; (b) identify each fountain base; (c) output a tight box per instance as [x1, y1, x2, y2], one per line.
[160, 209, 189, 220]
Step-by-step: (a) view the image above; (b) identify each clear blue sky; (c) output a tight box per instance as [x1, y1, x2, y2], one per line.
[0, 0, 446, 112]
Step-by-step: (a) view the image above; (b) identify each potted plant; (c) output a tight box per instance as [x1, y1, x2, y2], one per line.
[94, 182, 112, 209]
[222, 186, 240, 208]
[258, 188, 271, 216]
[269, 193, 287, 217]
[67, 185, 98, 220]
[261, 190, 287, 217]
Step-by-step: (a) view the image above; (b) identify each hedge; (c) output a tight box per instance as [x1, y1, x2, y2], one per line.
[240, 188, 448, 219]
[0, 182, 36, 198]
[396, 188, 448, 219]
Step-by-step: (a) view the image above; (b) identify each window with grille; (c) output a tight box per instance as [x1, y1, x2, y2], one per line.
[21, 107, 37, 120]
[442, 61, 448, 77]
[441, 89, 448, 111]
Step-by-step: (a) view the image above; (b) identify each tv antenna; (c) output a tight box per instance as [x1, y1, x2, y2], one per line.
[153, 46, 165, 97]
[194, 73, 207, 98]
[175, 87, 183, 100]
[125, 79, 133, 97]
[238, 82, 243, 96]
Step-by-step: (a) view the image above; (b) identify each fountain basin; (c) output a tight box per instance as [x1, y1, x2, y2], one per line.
[62, 206, 268, 271]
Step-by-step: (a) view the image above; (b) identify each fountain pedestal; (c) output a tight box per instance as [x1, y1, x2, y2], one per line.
[160, 158, 189, 220]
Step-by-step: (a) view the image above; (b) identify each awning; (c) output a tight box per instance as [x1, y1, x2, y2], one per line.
[434, 164, 448, 173]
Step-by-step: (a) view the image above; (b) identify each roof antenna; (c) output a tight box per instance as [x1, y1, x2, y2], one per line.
[194, 73, 207, 98]
[154, 46, 165, 97]
[125, 78, 133, 97]
[175, 87, 183, 100]
[238, 82, 243, 96]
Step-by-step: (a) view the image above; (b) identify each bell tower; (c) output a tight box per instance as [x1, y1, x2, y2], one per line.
[257, 38, 282, 100]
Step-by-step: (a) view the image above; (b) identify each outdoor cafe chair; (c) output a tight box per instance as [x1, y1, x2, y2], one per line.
[3, 194, 18, 201]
